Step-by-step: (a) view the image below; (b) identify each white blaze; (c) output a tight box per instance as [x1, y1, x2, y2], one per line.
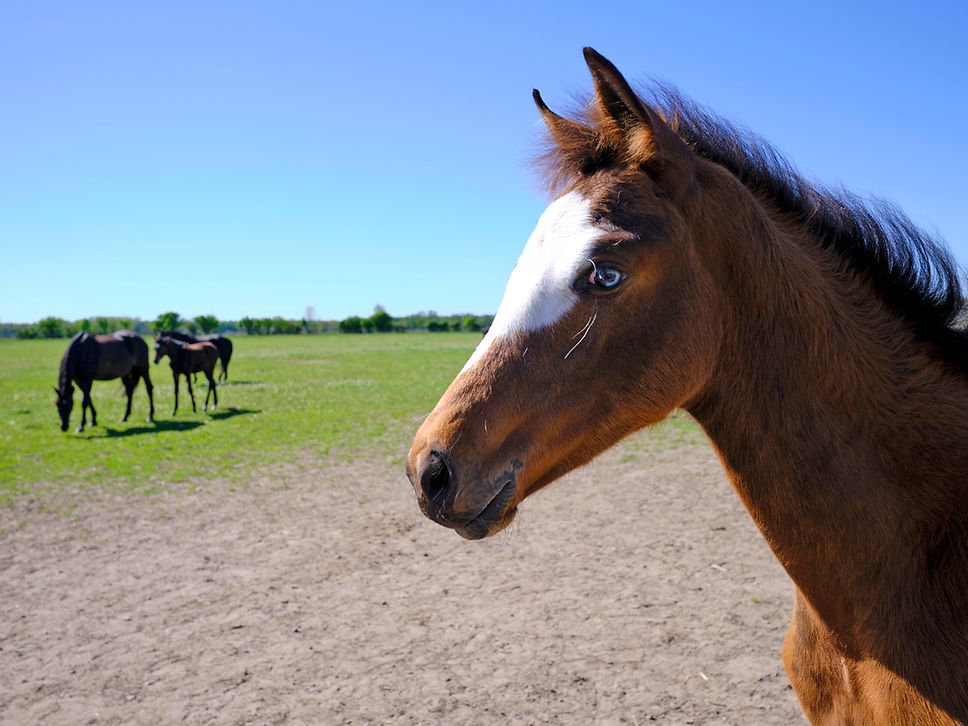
[462, 191, 602, 373]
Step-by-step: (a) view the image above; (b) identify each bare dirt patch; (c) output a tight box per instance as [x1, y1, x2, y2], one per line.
[1, 444, 804, 724]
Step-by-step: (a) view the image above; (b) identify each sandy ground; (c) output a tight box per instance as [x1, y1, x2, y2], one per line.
[1, 442, 805, 725]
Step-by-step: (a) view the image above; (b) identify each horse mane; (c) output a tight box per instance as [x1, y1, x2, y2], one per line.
[59, 332, 87, 391]
[158, 330, 196, 343]
[537, 84, 968, 371]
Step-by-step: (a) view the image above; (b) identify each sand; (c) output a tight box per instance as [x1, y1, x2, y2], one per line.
[1, 443, 804, 724]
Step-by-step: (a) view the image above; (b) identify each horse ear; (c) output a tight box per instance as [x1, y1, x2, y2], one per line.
[582, 47, 696, 199]
[53, 386, 60, 396]
[533, 89, 595, 150]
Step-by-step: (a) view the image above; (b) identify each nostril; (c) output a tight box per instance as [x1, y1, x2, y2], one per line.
[421, 451, 451, 503]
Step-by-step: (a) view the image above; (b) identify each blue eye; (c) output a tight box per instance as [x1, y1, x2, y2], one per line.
[588, 264, 625, 289]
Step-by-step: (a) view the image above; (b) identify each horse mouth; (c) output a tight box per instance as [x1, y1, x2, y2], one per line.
[455, 480, 518, 540]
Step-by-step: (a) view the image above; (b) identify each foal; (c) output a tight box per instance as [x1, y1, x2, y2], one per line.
[154, 336, 219, 415]
[407, 49, 968, 724]
[157, 329, 233, 382]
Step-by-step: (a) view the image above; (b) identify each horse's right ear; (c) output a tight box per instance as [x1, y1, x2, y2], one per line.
[533, 89, 596, 151]
[53, 386, 59, 396]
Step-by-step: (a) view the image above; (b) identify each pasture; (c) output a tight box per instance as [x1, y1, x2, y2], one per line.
[0, 334, 801, 723]
[0, 334, 481, 500]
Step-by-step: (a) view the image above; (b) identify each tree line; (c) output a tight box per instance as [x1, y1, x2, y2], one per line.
[1, 307, 493, 339]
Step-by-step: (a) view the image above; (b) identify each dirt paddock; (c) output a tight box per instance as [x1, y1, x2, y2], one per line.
[1, 442, 804, 724]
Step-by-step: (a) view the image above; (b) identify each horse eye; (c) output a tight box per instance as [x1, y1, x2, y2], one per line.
[588, 265, 625, 290]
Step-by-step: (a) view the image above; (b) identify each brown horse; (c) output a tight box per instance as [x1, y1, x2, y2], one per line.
[406, 49, 968, 724]
[154, 336, 219, 415]
[157, 330, 233, 382]
[55, 331, 155, 432]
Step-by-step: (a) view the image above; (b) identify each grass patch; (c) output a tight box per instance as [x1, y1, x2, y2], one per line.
[0, 334, 478, 499]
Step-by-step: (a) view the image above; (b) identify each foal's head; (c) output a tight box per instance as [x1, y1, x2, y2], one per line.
[406, 49, 724, 539]
[154, 336, 175, 364]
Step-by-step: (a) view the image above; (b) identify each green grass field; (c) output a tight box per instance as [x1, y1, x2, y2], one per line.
[0, 334, 706, 503]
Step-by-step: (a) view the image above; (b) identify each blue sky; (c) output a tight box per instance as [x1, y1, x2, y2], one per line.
[2, 1, 965, 323]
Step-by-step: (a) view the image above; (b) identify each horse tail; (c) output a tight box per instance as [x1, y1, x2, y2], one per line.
[221, 338, 233, 380]
[128, 334, 150, 375]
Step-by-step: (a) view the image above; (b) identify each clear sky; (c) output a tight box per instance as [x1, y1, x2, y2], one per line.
[2, 1, 965, 323]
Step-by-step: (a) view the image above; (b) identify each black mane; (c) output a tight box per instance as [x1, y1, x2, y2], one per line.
[542, 84, 968, 370]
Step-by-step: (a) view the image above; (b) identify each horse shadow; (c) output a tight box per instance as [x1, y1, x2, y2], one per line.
[98, 407, 260, 438]
[206, 407, 260, 421]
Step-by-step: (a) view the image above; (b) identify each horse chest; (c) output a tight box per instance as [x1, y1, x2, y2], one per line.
[783, 595, 961, 725]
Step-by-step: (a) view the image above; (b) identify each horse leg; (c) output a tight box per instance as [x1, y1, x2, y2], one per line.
[186, 372, 197, 413]
[142, 367, 155, 423]
[121, 374, 136, 422]
[204, 371, 217, 412]
[172, 372, 180, 415]
[77, 380, 94, 432]
[78, 392, 87, 432]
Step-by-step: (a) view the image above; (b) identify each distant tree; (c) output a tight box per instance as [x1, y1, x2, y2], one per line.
[195, 314, 219, 334]
[95, 317, 110, 334]
[16, 326, 40, 339]
[270, 316, 299, 335]
[369, 308, 393, 333]
[427, 321, 450, 332]
[36, 317, 67, 338]
[153, 311, 181, 332]
[185, 319, 199, 335]
[339, 316, 364, 334]
[79, 319, 92, 333]
[462, 315, 481, 332]
[239, 316, 258, 335]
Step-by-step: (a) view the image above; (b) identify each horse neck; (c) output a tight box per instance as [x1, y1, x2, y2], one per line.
[685, 176, 968, 645]
[59, 335, 83, 389]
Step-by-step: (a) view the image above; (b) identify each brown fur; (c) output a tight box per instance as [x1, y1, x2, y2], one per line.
[406, 49, 968, 723]
[154, 336, 219, 415]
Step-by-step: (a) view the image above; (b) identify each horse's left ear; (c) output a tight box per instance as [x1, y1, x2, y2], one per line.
[583, 47, 696, 201]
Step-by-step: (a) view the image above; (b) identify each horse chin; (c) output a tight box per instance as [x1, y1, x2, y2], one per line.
[451, 477, 518, 540]
[455, 505, 517, 540]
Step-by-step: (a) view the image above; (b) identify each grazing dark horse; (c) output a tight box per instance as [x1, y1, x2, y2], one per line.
[406, 50, 968, 724]
[54, 331, 155, 432]
[158, 330, 233, 381]
[154, 336, 219, 414]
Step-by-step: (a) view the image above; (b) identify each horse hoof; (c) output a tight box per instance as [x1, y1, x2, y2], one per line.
[76, 426, 85, 433]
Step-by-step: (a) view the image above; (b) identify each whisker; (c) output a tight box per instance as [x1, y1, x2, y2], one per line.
[565, 312, 598, 359]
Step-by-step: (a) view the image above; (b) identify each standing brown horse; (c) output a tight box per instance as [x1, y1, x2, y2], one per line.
[154, 336, 219, 415]
[157, 330, 233, 382]
[55, 331, 155, 432]
[406, 49, 968, 724]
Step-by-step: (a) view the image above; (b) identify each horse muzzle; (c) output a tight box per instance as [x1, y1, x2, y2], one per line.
[406, 449, 519, 540]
